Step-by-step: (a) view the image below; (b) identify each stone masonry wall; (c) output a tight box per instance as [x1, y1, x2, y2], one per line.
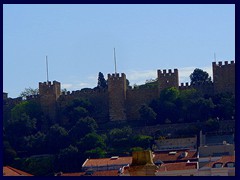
[126, 87, 158, 120]
[212, 61, 235, 94]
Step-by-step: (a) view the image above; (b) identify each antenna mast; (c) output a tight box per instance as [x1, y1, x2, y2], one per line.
[214, 53, 216, 62]
[114, 48, 117, 75]
[46, 55, 49, 83]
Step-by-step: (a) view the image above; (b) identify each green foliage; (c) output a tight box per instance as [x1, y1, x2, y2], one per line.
[108, 127, 133, 150]
[3, 141, 17, 165]
[20, 155, 55, 176]
[10, 101, 42, 130]
[212, 92, 235, 120]
[56, 145, 81, 172]
[69, 117, 98, 141]
[85, 147, 106, 159]
[20, 87, 39, 99]
[190, 68, 212, 85]
[130, 147, 144, 152]
[7, 113, 36, 137]
[77, 132, 106, 152]
[63, 98, 93, 127]
[24, 132, 47, 155]
[46, 124, 69, 153]
[139, 104, 157, 124]
[159, 87, 180, 102]
[97, 72, 107, 89]
[132, 135, 153, 149]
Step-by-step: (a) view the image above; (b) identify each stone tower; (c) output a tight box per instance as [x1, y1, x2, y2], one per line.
[157, 69, 179, 93]
[108, 73, 127, 121]
[39, 81, 61, 120]
[212, 61, 235, 94]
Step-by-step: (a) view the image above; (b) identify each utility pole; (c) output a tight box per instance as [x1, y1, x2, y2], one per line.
[114, 48, 117, 75]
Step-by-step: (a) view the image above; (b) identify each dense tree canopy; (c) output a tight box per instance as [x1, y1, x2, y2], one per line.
[190, 68, 212, 85]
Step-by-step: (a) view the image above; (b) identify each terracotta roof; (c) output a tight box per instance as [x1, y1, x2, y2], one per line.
[153, 149, 197, 163]
[83, 156, 132, 167]
[92, 170, 119, 176]
[204, 156, 235, 168]
[157, 162, 198, 172]
[59, 172, 85, 176]
[60, 170, 119, 176]
[3, 166, 33, 176]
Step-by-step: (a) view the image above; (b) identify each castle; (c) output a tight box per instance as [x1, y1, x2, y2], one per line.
[3, 60, 235, 123]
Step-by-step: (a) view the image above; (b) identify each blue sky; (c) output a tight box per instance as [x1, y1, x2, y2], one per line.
[3, 4, 235, 98]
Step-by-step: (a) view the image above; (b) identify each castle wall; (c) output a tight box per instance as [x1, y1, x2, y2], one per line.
[108, 73, 127, 121]
[179, 82, 214, 96]
[212, 61, 235, 94]
[158, 69, 179, 93]
[58, 89, 109, 123]
[39, 81, 61, 121]
[126, 88, 158, 120]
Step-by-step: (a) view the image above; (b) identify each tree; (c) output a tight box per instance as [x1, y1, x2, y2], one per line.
[45, 124, 69, 153]
[3, 141, 17, 165]
[77, 133, 106, 153]
[62, 98, 93, 127]
[20, 87, 39, 99]
[97, 72, 107, 89]
[108, 127, 132, 149]
[190, 68, 212, 85]
[56, 145, 81, 172]
[7, 113, 36, 138]
[139, 104, 157, 125]
[24, 131, 47, 155]
[85, 147, 106, 159]
[69, 117, 98, 142]
[131, 135, 153, 150]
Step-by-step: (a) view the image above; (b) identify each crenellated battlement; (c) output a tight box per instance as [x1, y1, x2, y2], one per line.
[158, 68, 179, 92]
[212, 60, 235, 67]
[61, 88, 107, 96]
[180, 82, 191, 87]
[158, 69, 178, 76]
[4, 60, 234, 123]
[107, 73, 126, 80]
[26, 94, 40, 100]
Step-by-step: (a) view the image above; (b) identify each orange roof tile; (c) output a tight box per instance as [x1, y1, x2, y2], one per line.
[83, 156, 132, 167]
[3, 166, 33, 176]
[60, 170, 119, 176]
[60, 172, 85, 176]
[92, 170, 119, 176]
[153, 149, 197, 162]
[157, 162, 198, 172]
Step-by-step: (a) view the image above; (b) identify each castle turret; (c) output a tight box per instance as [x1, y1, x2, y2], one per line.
[39, 81, 61, 121]
[108, 73, 127, 121]
[212, 61, 235, 94]
[157, 68, 179, 93]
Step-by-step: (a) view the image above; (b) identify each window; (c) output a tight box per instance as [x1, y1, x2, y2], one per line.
[225, 162, 235, 168]
[212, 163, 223, 168]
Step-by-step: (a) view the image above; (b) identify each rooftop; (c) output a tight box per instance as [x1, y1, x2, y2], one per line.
[83, 156, 132, 167]
[157, 162, 198, 172]
[204, 156, 235, 168]
[3, 166, 33, 176]
[153, 149, 197, 163]
[60, 170, 119, 176]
